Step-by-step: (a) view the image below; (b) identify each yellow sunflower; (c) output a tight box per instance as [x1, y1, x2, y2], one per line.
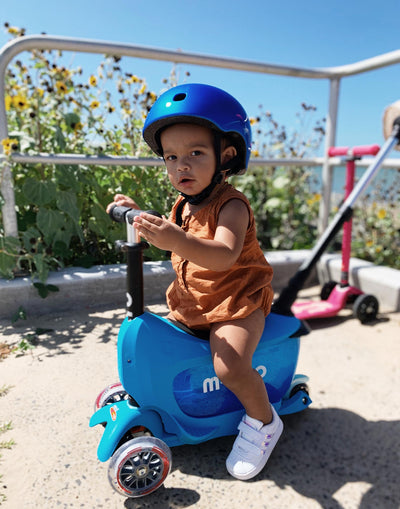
[1, 138, 19, 155]
[56, 81, 68, 94]
[12, 94, 29, 110]
[377, 208, 386, 220]
[4, 95, 12, 111]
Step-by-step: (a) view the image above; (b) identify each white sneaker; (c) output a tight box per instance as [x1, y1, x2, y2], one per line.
[226, 406, 283, 480]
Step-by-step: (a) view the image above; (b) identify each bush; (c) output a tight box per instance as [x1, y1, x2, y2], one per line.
[233, 105, 325, 250]
[0, 25, 177, 282]
[352, 174, 400, 269]
[1, 24, 398, 286]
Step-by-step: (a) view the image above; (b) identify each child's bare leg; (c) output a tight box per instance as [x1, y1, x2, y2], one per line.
[211, 309, 283, 480]
[210, 308, 272, 424]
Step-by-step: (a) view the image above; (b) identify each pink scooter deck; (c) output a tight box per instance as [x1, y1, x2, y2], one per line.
[292, 285, 363, 320]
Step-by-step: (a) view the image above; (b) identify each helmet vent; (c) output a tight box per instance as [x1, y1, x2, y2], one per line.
[173, 93, 187, 102]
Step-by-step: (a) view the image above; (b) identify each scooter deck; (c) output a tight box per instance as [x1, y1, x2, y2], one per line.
[292, 285, 362, 320]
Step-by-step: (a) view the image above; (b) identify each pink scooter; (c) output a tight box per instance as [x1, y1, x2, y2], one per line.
[292, 144, 380, 323]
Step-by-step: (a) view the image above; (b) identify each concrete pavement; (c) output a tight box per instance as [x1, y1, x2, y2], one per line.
[0, 288, 399, 509]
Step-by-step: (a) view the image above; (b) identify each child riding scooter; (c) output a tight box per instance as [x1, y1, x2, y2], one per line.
[90, 84, 311, 497]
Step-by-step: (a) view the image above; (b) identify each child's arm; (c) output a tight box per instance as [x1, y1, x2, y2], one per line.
[106, 194, 140, 213]
[133, 199, 249, 271]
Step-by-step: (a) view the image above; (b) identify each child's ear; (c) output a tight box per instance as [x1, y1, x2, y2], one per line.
[221, 145, 237, 164]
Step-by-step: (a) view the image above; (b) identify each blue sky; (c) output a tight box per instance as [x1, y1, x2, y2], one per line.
[1, 0, 400, 154]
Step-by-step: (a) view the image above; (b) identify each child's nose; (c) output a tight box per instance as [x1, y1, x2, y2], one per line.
[177, 156, 190, 171]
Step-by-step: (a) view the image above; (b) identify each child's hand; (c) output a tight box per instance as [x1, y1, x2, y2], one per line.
[133, 212, 184, 251]
[106, 194, 139, 213]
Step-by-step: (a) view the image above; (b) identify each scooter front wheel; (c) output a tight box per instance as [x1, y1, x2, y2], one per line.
[108, 437, 172, 498]
[353, 294, 379, 323]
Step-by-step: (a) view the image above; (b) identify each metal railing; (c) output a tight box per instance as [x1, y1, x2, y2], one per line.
[1, 34, 400, 238]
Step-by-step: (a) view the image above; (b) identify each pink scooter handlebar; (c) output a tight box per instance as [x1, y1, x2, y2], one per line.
[328, 144, 380, 158]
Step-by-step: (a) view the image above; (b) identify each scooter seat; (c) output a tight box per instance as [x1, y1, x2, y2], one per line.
[166, 318, 210, 340]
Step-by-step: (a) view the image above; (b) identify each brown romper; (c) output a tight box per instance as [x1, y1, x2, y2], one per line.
[167, 183, 274, 330]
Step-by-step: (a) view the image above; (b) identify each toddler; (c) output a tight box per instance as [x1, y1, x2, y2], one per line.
[107, 83, 283, 480]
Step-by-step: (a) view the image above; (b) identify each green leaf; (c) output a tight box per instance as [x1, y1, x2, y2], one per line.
[52, 228, 73, 249]
[54, 126, 66, 151]
[33, 254, 50, 282]
[11, 306, 27, 324]
[56, 191, 80, 222]
[0, 236, 19, 278]
[54, 165, 81, 192]
[33, 282, 59, 298]
[0, 252, 15, 278]
[37, 208, 65, 238]
[22, 227, 41, 251]
[1, 236, 20, 253]
[22, 178, 56, 206]
[52, 240, 70, 257]
[89, 202, 110, 235]
[64, 112, 81, 129]
[33, 61, 47, 69]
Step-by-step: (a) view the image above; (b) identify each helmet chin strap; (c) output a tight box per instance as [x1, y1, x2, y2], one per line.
[179, 171, 223, 205]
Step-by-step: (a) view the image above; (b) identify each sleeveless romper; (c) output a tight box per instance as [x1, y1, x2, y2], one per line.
[167, 183, 274, 330]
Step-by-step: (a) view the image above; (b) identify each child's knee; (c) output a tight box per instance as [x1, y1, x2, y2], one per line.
[213, 356, 249, 387]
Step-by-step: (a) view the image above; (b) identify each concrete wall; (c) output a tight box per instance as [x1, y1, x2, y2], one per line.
[0, 251, 317, 319]
[1, 250, 399, 320]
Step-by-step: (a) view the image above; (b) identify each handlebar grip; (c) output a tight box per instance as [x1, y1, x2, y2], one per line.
[108, 204, 131, 222]
[108, 205, 162, 224]
[328, 144, 380, 157]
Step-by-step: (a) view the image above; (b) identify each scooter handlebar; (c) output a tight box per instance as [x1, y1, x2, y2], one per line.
[108, 204, 162, 224]
[328, 144, 380, 158]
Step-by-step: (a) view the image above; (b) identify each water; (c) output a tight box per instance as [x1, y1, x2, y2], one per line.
[310, 164, 400, 205]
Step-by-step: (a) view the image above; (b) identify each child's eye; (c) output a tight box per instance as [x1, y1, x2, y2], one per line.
[165, 154, 176, 161]
[191, 150, 201, 156]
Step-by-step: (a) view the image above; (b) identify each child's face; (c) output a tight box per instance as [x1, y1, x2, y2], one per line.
[160, 123, 217, 196]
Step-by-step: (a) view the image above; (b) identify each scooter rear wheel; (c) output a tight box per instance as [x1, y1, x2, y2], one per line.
[94, 382, 130, 411]
[108, 437, 172, 497]
[289, 383, 310, 398]
[320, 280, 337, 300]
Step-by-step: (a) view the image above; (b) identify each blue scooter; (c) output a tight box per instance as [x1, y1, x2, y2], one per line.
[89, 205, 311, 498]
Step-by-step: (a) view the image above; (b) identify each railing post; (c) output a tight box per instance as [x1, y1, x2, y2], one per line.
[0, 39, 18, 237]
[318, 77, 340, 234]
[0, 162, 18, 237]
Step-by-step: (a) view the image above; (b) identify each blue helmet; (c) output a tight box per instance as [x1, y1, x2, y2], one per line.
[142, 83, 251, 175]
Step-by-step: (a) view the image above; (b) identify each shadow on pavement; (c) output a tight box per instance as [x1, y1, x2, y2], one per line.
[126, 407, 399, 509]
[0, 306, 125, 356]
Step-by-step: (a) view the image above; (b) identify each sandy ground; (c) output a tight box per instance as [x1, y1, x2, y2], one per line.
[0, 288, 399, 509]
